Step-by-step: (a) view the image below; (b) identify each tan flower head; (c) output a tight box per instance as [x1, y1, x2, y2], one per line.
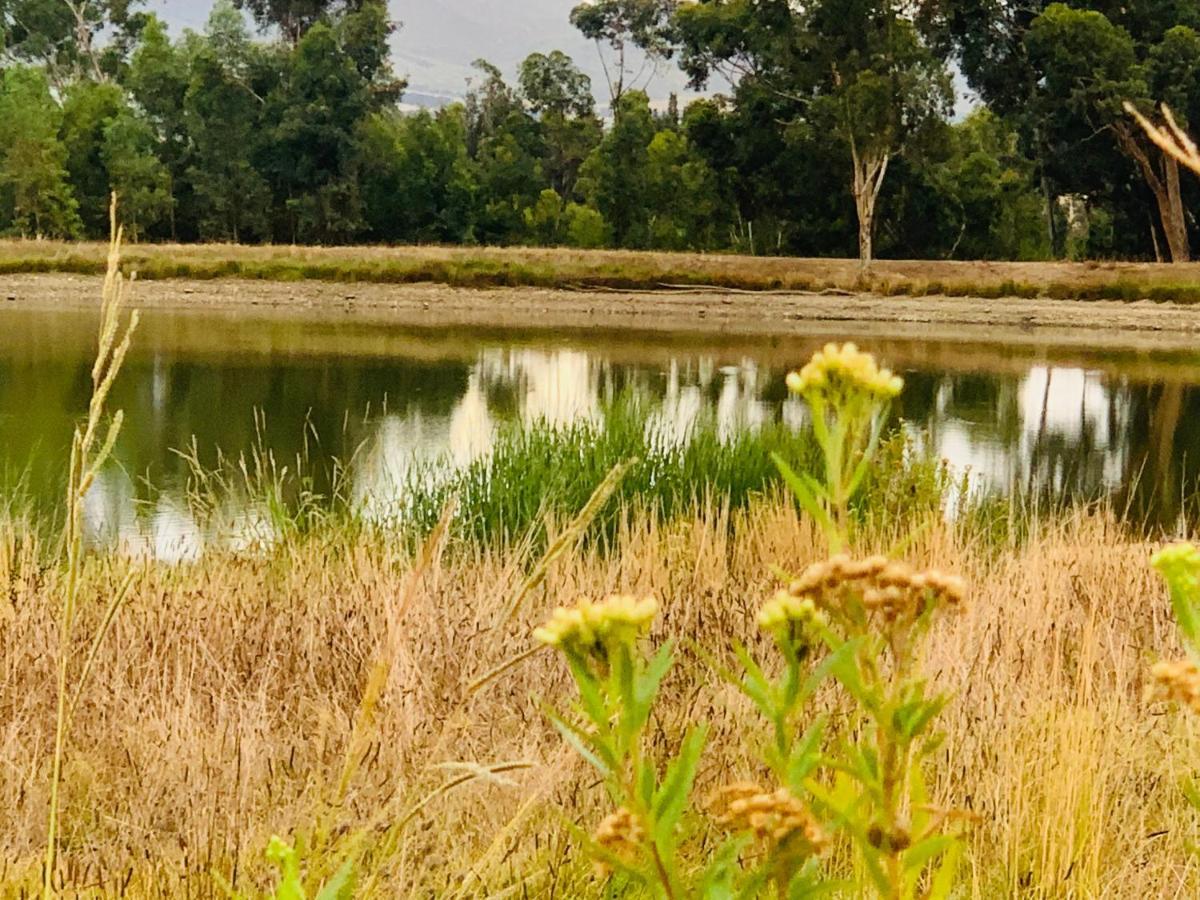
[1151, 658, 1200, 715]
[709, 783, 827, 854]
[787, 343, 903, 403]
[768, 555, 967, 629]
[591, 806, 645, 877]
[534, 594, 658, 656]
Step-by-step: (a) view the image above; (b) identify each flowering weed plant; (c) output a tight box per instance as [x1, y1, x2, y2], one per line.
[539, 344, 970, 898]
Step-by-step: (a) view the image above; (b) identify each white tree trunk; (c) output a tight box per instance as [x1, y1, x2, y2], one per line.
[851, 139, 890, 272]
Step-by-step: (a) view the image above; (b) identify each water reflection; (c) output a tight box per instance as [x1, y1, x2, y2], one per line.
[2, 306, 1198, 555]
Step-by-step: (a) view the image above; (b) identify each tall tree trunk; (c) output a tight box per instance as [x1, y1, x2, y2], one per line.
[1162, 155, 1190, 263]
[850, 137, 889, 272]
[1114, 124, 1191, 263]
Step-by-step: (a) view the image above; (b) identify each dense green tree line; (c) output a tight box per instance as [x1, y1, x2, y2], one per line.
[0, 0, 1195, 261]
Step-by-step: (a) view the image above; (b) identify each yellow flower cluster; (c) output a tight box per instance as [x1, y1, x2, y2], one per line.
[1151, 658, 1200, 715]
[592, 806, 645, 877]
[534, 594, 658, 655]
[773, 554, 967, 626]
[1152, 542, 1200, 579]
[758, 590, 828, 638]
[709, 783, 828, 852]
[786, 343, 904, 401]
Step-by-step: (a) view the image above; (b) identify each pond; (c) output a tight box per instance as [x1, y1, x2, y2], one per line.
[3, 304, 1199, 556]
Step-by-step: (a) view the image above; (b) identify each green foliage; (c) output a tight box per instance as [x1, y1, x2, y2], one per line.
[524, 188, 565, 244]
[218, 837, 355, 900]
[184, 7, 271, 241]
[1153, 544, 1200, 652]
[0, 66, 81, 237]
[101, 108, 172, 240]
[579, 90, 657, 247]
[564, 202, 609, 248]
[676, 0, 952, 263]
[403, 398, 821, 548]
[0, 0, 146, 81]
[1149, 544, 1200, 819]
[59, 80, 127, 234]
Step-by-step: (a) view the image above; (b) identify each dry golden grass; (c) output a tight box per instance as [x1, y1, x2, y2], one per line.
[3, 239, 1200, 301]
[2, 500, 1198, 897]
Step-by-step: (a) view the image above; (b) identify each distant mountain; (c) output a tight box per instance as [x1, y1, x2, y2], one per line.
[146, 0, 697, 110]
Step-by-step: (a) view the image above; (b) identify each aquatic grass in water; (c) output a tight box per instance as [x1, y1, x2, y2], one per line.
[398, 398, 954, 550]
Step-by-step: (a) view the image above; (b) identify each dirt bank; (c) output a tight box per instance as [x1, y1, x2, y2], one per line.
[4, 273, 1200, 353]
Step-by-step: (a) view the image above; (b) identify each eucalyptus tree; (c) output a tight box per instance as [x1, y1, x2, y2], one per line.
[0, 66, 80, 236]
[234, 0, 364, 45]
[928, 0, 1200, 260]
[0, 0, 145, 85]
[569, 0, 676, 111]
[676, 0, 952, 268]
[519, 51, 602, 198]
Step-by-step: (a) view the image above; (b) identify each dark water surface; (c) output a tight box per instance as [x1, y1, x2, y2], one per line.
[3, 305, 1199, 557]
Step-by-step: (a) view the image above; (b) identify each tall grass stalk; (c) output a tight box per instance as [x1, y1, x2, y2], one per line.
[43, 202, 140, 897]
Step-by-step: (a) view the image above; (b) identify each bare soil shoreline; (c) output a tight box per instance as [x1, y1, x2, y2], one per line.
[4, 273, 1200, 354]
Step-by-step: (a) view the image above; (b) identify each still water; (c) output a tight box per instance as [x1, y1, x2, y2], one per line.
[3, 305, 1199, 557]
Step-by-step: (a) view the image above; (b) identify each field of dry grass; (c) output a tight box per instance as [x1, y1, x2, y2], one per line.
[4, 240, 1200, 302]
[2, 501, 1197, 898]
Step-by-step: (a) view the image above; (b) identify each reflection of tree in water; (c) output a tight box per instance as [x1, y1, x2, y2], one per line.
[88, 356, 472, 494]
[1117, 384, 1200, 529]
[5, 330, 1200, 534]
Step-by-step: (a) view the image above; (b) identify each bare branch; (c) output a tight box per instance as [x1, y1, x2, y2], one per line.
[1126, 102, 1200, 178]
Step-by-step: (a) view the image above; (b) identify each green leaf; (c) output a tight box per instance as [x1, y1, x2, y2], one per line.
[315, 858, 356, 900]
[652, 725, 708, 843]
[805, 777, 890, 892]
[903, 834, 954, 876]
[1185, 776, 1200, 810]
[826, 638, 873, 709]
[773, 452, 835, 536]
[800, 637, 854, 706]
[638, 761, 656, 810]
[1153, 546, 1200, 648]
[733, 642, 777, 719]
[632, 640, 676, 732]
[845, 411, 889, 500]
[786, 716, 828, 791]
[265, 837, 305, 900]
[895, 695, 949, 740]
[924, 841, 963, 900]
[565, 652, 609, 731]
[696, 838, 745, 900]
[544, 705, 613, 775]
[786, 858, 845, 898]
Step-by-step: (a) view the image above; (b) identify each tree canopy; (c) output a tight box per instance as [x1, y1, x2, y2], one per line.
[0, 0, 1192, 262]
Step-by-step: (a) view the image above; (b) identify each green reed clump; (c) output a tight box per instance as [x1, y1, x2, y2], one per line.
[403, 397, 953, 550]
[539, 343, 972, 898]
[405, 399, 818, 547]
